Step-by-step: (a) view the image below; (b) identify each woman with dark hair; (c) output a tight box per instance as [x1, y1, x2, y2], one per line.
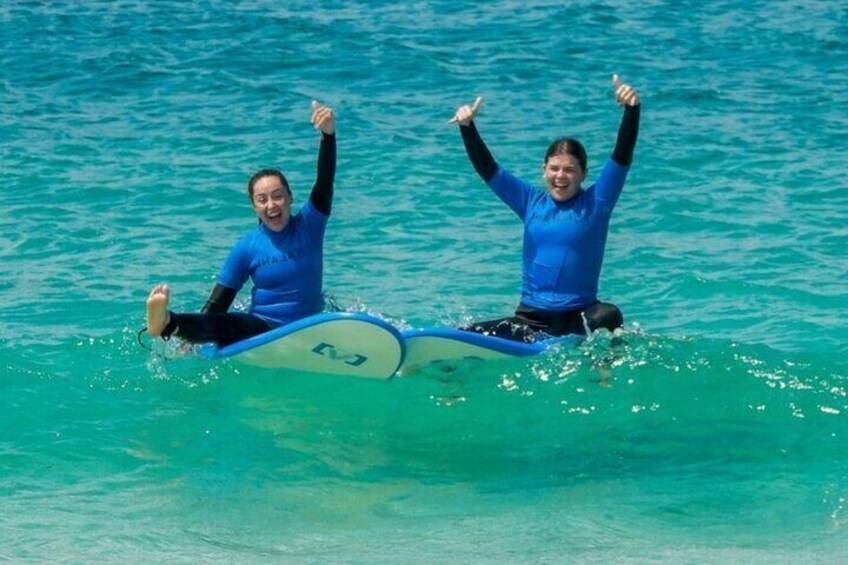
[145, 100, 336, 347]
[450, 75, 641, 342]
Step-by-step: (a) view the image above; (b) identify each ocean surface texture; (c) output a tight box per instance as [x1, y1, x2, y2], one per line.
[2, 0, 847, 562]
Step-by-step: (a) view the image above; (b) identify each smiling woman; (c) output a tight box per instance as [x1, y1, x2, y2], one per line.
[145, 101, 337, 347]
[449, 75, 641, 343]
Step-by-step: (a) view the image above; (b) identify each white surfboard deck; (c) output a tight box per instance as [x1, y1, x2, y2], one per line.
[201, 313, 405, 380]
[400, 327, 579, 371]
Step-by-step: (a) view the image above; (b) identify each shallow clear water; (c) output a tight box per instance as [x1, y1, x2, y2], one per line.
[2, 0, 847, 562]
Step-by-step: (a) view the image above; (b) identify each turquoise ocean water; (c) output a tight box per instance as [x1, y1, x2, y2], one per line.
[2, 0, 847, 561]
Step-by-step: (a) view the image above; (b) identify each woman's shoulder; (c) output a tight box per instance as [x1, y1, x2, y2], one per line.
[233, 223, 268, 247]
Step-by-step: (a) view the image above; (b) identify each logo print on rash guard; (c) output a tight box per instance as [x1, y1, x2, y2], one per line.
[257, 246, 306, 268]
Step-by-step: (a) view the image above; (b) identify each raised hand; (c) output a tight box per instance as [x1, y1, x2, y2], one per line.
[612, 74, 640, 107]
[449, 96, 483, 126]
[311, 100, 336, 135]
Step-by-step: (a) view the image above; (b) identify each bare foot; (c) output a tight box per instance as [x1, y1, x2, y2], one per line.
[146, 284, 171, 337]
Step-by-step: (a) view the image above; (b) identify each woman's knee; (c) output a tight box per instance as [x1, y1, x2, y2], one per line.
[583, 302, 623, 333]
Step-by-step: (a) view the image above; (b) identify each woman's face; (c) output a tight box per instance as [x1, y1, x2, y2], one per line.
[251, 175, 292, 232]
[543, 153, 586, 202]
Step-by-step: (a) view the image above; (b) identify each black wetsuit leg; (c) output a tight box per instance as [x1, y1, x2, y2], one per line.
[462, 316, 540, 343]
[508, 301, 624, 340]
[162, 312, 275, 347]
[528, 302, 624, 336]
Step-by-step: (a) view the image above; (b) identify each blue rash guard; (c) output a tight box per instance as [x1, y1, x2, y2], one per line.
[487, 159, 629, 311]
[215, 199, 328, 325]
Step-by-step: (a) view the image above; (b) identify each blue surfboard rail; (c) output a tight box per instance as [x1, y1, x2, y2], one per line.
[398, 326, 584, 372]
[400, 327, 552, 357]
[200, 312, 405, 362]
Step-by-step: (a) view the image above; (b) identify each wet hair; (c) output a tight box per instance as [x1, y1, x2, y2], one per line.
[544, 138, 587, 172]
[247, 168, 291, 199]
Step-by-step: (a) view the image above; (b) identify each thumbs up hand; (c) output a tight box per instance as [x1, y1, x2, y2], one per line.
[612, 74, 640, 107]
[449, 96, 484, 126]
[311, 100, 336, 135]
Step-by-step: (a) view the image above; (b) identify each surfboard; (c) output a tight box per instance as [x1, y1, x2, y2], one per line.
[399, 327, 579, 372]
[200, 313, 405, 380]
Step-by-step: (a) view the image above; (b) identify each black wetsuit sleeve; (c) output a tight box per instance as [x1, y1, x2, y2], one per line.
[309, 132, 336, 216]
[459, 122, 499, 182]
[611, 104, 640, 167]
[200, 283, 237, 314]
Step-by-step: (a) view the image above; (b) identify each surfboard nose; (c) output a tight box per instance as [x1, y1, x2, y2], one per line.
[201, 313, 405, 380]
